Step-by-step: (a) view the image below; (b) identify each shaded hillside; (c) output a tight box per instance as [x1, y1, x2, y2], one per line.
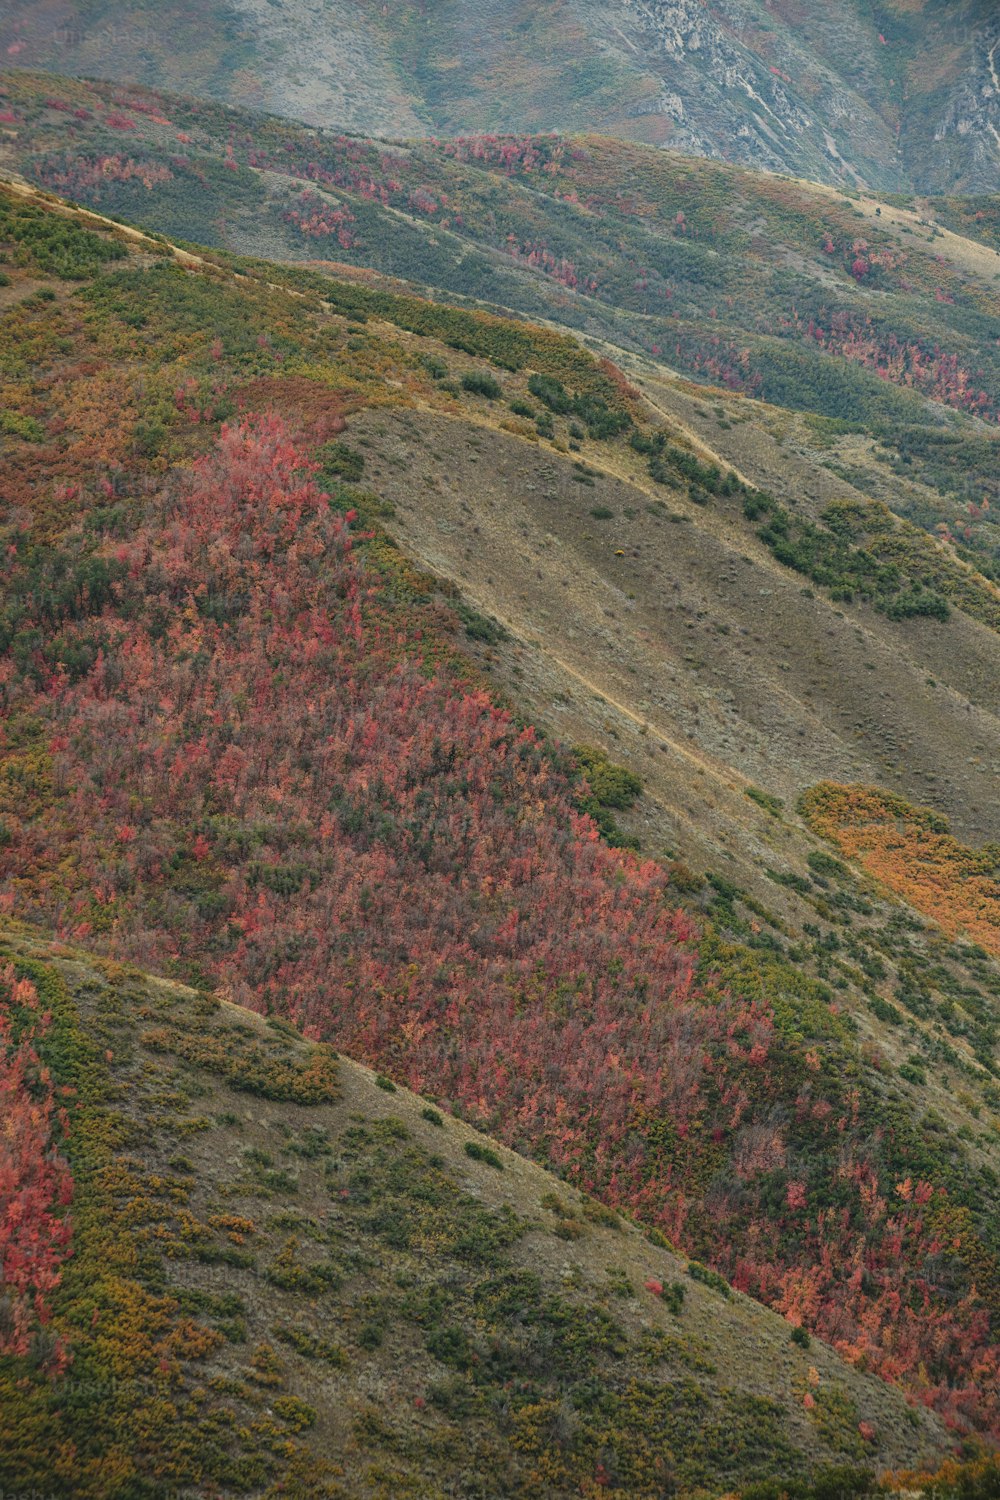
[0, 180, 999, 1462]
[3, 72, 1000, 586]
[1, 2, 1000, 191]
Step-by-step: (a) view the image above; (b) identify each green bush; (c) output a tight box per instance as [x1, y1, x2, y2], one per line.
[743, 1465, 877, 1500]
[275, 1325, 347, 1366]
[0, 409, 45, 442]
[464, 1139, 504, 1170]
[529, 372, 574, 414]
[455, 601, 508, 644]
[0, 197, 127, 278]
[807, 851, 849, 881]
[573, 747, 642, 810]
[273, 1395, 317, 1431]
[743, 490, 956, 625]
[882, 588, 950, 622]
[318, 440, 365, 481]
[528, 372, 630, 440]
[687, 1260, 732, 1298]
[661, 1282, 686, 1316]
[868, 995, 903, 1027]
[634, 430, 746, 501]
[745, 786, 784, 818]
[462, 371, 502, 399]
[570, 746, 642, 849]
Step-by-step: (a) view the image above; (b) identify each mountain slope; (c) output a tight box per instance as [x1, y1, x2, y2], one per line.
[4, 72, 1000, 590]
[1, 179, 999, 1473]
[340, 373, 1000, 848]
[2, 1, 1000, 191]
[6, 926, 956, 1497]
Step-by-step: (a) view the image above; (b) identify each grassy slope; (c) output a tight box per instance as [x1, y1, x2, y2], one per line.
[3, 71, 1000, 588]
[0, 181, 999, 1480]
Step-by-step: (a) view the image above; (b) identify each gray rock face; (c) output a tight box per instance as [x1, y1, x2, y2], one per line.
[928, 19, 1000, 191]
[597, 0, 1000, 191]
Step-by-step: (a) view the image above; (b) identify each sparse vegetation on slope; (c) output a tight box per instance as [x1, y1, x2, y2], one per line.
[4, 72, 1000, 583]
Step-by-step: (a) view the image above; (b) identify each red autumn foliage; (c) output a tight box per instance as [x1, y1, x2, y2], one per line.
[282, 190, 359, 250]
[776, 305, 996, 419]
[503, 235, 598, 292]
[442, 134, 553, 175]
[38, 153, 175, 199]
[0, 965, 74, 1371]
[0, 417, 997, 1436]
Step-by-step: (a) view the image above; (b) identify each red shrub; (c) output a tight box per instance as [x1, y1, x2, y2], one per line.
[0, 965, 73, 1370]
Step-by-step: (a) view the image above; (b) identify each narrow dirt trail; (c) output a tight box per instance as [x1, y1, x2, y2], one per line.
[636, 378, 759, 489]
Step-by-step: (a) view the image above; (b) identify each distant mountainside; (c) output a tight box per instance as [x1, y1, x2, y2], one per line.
[4, 71, 1000, 592]
[1, 180, 1000, 1489]
[1, 1, 1000, 191]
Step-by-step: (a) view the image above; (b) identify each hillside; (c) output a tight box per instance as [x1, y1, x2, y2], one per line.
[1, 925, 958, 1497]
[3, 72, 1000, 592]
[1, 2, 1000, 192]
[1, 179, 1000, 1490]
